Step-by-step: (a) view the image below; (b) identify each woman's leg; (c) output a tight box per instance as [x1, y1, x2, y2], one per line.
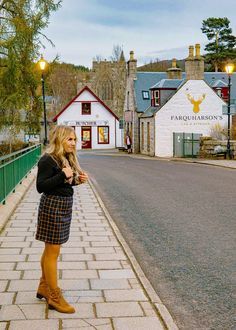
[43, 243, 60, 290]
[36, 246, 50, 300]
[40, 248, 46, 279]
[44, 243, 75, 313]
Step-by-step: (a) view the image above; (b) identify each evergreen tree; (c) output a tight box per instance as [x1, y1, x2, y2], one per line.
[201, 17, 236, 72]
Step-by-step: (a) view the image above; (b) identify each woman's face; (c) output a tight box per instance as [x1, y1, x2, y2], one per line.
[63, 131, 76, 153]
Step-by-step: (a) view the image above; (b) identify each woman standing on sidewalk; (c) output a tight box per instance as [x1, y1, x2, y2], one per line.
[35, 125, 88, 313]
[125, 132, 132, 153]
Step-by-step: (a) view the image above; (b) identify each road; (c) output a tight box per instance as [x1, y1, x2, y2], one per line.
[78, 150, 236, 330]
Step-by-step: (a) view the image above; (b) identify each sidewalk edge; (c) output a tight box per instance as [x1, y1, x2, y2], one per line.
[0, 167, 37, 233]
[171, 158, 236, 169]
[88, 178, 179, 330]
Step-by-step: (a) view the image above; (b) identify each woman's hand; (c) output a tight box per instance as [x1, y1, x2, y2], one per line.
[62, 166, 73, 179]
[79, 172, 88, 183]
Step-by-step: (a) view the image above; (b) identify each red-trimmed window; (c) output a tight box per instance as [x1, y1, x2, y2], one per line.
[154, 90, 160, 106]
[98, 126, 109, 144]
[82, 102, 91, 115]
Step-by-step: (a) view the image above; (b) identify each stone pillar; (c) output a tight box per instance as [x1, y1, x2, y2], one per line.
[127, 51, 137, 79]
[124, 51, 139, 153]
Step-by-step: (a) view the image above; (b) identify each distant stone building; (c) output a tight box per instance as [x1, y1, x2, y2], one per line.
[77, 52, 127, 121]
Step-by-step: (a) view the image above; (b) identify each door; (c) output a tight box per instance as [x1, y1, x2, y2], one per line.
[173, 133, 202, 158]
[81, 126, 92, 149]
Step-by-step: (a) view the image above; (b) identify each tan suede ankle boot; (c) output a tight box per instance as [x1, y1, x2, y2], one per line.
[48, 287, 75, 313]
[36, 278, 49, 300]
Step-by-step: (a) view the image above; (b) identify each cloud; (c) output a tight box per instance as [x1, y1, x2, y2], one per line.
[41, 0, 236, 68]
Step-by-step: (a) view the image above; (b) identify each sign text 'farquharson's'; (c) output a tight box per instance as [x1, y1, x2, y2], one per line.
[171, 115, 224, 122]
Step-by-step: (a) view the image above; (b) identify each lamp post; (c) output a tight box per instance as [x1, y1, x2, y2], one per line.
[38, 56, 48, 145]
[225, 63, 234, 159]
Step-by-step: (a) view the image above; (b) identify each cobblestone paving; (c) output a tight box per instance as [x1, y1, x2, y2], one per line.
[0, 183, 164, 330]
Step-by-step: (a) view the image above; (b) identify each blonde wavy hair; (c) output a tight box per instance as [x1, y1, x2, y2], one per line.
[46, 125, 83, 176]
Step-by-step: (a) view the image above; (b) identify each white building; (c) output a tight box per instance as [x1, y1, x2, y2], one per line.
[124, 45, 235, 157]
[53, 86, 122, 150]
[154, 79, 227, 157]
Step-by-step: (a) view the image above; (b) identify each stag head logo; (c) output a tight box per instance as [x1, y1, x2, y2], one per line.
[187, 93, 206, 113]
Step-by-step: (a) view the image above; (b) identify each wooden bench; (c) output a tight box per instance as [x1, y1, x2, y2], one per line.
[212, 152, 227, 159]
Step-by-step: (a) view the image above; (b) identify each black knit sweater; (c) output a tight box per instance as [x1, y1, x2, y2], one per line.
[36, 154, 74, 196]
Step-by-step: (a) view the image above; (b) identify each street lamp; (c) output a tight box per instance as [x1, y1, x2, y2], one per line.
[225, 63, 234, 159]
[38, 55, 48, 145]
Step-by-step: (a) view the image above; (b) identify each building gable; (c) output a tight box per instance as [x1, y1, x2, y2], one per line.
[53, 86, 119, 122]
[154, 80, 228, 157]
[156, 79, 226, 117]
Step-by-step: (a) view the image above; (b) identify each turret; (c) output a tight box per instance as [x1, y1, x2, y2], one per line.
[127, 51, 137, 79]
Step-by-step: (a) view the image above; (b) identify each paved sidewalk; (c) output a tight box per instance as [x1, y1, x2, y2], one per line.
[0, 180, 177, 330]
[190, 159, 236, 169]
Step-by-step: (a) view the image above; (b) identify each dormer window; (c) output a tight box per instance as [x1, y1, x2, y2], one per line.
[142, 91, 150, 100]
[82, 102, 91, 115]
[216, 88, 222, 97]
[154, 90, 160, 106]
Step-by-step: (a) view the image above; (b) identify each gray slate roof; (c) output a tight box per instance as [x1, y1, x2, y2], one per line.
[140, 106, 157, 118]
[134, 72, 166, 113]
[150, 79, 184, 89]
[209, 79, 228, 88]
[134, 72, 236, 113]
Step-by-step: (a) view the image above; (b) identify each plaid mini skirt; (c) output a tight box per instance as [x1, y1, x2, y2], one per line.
[36, 194, 73, 245]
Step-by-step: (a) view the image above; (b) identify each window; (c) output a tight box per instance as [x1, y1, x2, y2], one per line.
[147, 122, 150, 152]
[97, 80, 113, 101]
[98, 126, 109, 144]
[127, 91, 130, 110]
[119, 119, 124, 129]
[154, 90, 160, 106]
[216, 88, 222, 97]
[141, 122, 144, 150]
[142, 91, 150, 100]
[82, 102, 91, 115]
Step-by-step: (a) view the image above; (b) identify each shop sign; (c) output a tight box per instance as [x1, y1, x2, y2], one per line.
[64, 120, 109, 126]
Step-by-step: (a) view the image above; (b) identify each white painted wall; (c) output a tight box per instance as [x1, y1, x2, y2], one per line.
[56, 89, 122, 149]
[155, 80, 228, 157]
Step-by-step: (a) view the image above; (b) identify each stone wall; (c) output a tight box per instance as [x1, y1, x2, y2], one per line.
[132, 111, 140, 154]
[199, 137, 236, 159]
[140, 117, 155, 156]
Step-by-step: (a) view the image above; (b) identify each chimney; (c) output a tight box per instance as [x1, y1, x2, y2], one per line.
[195, 43, 201, 59]
[166, 58, 182, 79]
[127, 50, 137, 79]
[187, 45, 194, 59]
[185, 44, 204, 80]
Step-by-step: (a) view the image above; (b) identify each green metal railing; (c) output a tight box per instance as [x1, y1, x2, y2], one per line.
[0, 144, 42, 204]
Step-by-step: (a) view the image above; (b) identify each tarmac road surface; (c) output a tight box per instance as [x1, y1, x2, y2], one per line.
[79, 150, 236, 330]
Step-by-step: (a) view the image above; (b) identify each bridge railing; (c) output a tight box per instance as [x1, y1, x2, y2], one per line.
[0, 144, 42, 204]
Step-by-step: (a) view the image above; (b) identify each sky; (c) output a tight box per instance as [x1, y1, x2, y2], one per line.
[41, 0, 236, 68]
